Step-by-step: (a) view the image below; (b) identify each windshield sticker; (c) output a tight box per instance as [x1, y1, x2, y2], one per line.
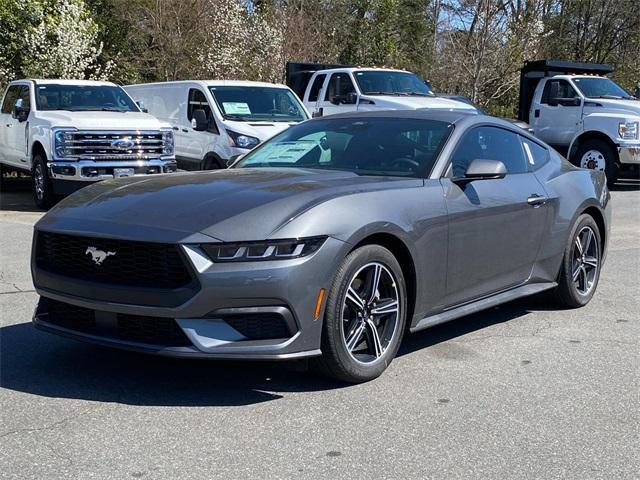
[223, 102, 252, 115]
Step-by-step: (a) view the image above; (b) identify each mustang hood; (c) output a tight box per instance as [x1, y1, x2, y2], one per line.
[37, 169, 421, 243]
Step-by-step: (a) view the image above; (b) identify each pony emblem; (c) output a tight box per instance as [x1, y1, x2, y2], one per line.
[85, 246, 116, 265]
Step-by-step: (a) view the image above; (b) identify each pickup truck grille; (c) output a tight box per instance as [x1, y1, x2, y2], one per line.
[63, 130, 166, 160]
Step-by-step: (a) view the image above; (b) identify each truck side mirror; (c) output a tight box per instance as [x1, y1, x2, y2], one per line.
[192, 109, 209, 131]
[12, 98, 29, 122]
[136, 100, 148, 113]
[345, 92, 359, 105]
[558, 97, 581, 107]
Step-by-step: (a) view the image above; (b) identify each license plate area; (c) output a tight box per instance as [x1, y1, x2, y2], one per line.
[113, 168, 135, 178]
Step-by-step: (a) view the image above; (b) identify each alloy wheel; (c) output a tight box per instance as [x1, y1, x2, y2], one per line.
[572, 226, 599, 296]
[34, 164, 45, 201]
[340, 262, 400, 364]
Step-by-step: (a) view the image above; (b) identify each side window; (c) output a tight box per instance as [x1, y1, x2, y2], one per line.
[187, 88, 212, 121]
[451, 126, 528, 176]
[324, 73, 356, 102]
[308, 74, 326, 102]
[17, 86, 31, 109]
[521, 137, 549, 171]
[541, 80, 578, 104]
[1, 86, 20, 114]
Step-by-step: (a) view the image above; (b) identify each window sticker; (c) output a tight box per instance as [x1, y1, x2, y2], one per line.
[223, 102, 251, 115]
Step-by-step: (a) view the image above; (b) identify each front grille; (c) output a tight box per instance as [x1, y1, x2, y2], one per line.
[36, 231, 193, 289]
[224, 314, 290, 340]
[64, 131, 166, 160]
[42, 299, 192, 347]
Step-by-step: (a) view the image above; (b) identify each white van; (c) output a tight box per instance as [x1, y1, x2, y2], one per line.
[125, 80, 310, 170]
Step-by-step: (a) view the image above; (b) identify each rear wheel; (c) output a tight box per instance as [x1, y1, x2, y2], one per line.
[575, 139, 619, 188]
[313, 245, 407, 383]
[553, 214, 602, 308]
[32, 154, 57, 210]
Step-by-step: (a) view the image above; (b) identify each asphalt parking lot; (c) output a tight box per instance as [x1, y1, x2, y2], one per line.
[1, 177, 638, 480]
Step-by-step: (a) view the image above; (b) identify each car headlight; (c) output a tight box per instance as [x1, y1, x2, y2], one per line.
[161, 128, 174, 155]
[52, 127, 78, 159]
[618, 121, 639, 140]
[201, 237, 326, 262]
[227, 129, 260, 149]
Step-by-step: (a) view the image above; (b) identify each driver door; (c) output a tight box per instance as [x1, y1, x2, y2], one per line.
[317, 73, 357, 116]
[532, 79, 582, 147]
[440, 126, 549, 307]
[2, 85, 30, 167]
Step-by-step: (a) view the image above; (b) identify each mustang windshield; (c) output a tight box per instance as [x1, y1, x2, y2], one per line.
[234, 117, 453, 178]
[354, 71, 434, 96]
[573, 77, 635, 99]
[35, 84, 139, 111]
[209, 86, 307, 122]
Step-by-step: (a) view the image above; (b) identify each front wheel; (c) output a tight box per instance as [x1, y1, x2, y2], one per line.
[574, 139, 619, 188]
[313, 245, 407, 383]
[553, 214, 602, 308]
[32, 154, 57, 210]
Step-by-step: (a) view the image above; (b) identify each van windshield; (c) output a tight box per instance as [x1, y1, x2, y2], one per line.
[354, 71, 434, 96]
[573, 77, 635, 100]
[35, 84, 139, 112]
[209, 86, 307, 122]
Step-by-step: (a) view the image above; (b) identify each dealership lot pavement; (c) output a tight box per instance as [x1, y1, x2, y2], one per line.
[1, 178, 638, 480]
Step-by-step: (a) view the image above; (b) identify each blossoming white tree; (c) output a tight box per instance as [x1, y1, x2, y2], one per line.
[22, 0, 113, 80]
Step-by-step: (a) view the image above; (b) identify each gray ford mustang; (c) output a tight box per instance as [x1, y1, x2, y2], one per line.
[31, 111, 611, 382]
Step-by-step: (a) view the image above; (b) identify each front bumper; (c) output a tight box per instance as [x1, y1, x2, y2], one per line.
[618, 144, 640, 164]
[32, 236, 348, 359]
[48, 158, 178, 182]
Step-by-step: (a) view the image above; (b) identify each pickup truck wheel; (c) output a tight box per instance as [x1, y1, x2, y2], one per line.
[575, 139, 619, 188]
[32, 154, 57, 210]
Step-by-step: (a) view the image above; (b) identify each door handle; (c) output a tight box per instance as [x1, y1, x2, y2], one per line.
[181, 128, 188, 133]
[527, 194, 548, 207]
[534, 109, 540, 118]
[172, 126, 179, 131]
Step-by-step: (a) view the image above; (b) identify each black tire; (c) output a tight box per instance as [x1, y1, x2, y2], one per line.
[553, 214, 602, 308]
[32, 154, 57, 210]
[312, 245, 407, 383]
[202, 155, 223, 170]
[574, 139, 619, 188]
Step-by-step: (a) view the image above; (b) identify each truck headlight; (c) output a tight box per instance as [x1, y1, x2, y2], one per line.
[52, 128, 78, 159]
[200, 237, 326, 262]
[618, 121, 639, 140]
[161, 128, 174, 155]
[227, 129, 260, 149]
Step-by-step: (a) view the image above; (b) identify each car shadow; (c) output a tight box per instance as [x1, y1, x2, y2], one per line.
[0, 176, 41, 212]
[0, 294, 555, 406]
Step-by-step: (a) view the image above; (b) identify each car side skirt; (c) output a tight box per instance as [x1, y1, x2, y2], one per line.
[410, 282, 557, 333]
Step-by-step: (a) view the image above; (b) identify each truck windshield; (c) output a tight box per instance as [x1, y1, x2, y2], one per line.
[234, 117, 452, 178]
[35, 84, 139, 111]
[354, 71, 434, 96]
[573, 78, 635, 99]
[209, 86, 307, 122]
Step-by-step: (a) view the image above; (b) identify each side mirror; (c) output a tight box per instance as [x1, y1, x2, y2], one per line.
[192, 109, 208, 131]
[136, 100, 148, 113]
[13, 98, 29, 122]
[454, 159, 507, 183]
[558, 97, 581, 107]
[345, 92, 359, 104]
[329, 95, 342, 105]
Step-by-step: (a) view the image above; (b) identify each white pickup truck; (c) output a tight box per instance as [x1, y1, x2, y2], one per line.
[519, 60, 640, 186]
[0, 79, 176, 208]
[287, 62, 477, 118]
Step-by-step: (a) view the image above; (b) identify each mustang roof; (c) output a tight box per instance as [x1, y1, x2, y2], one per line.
[310, 109, 478, 124]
